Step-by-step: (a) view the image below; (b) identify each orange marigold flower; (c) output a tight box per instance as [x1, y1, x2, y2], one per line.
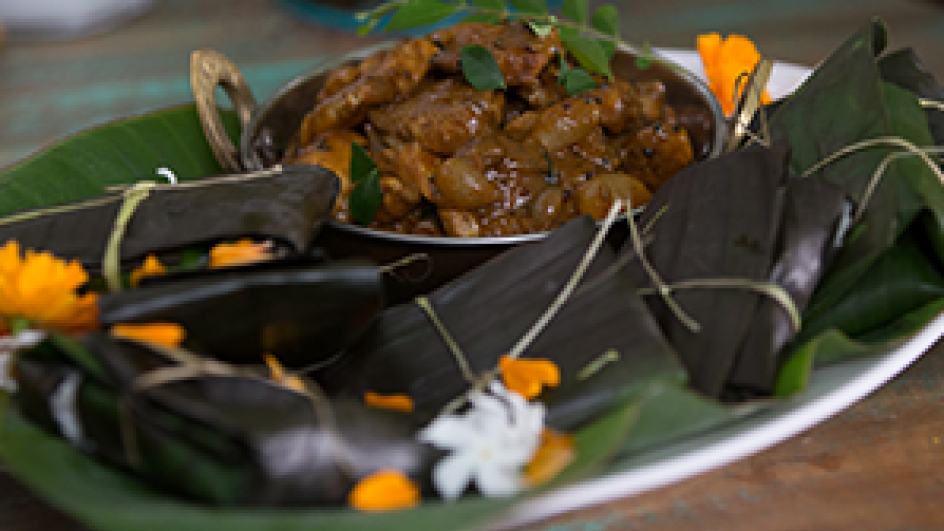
[0, 241, 98, 333]
[209, 239, 273, 269]
[364, 391, 414, 413]
[697, 32, 771, 116]
[111, 322, 185, 348]
[499, 355, 560, 400]
[130, 255, 167, 287]
[525, 429, 576, 487]
[349, 470, 420, 512]
[264, 353, 306, 393]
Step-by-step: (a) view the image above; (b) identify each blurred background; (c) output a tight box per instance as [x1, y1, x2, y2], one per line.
[0, 0, 942, 168]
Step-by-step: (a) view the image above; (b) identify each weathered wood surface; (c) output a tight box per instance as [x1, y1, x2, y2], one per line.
[0, 1, 943, 529]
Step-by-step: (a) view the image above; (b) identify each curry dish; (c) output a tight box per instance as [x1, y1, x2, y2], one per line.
[283, 21, 704, 237]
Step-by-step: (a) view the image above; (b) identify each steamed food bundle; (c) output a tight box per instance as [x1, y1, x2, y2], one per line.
[283, 20, 706, 237]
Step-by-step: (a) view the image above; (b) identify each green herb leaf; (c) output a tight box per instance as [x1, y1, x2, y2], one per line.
[561, 68, 598, 95]
[558, 54, 597, 94]
[460, 44, 507, 90]
[598, 39, 616, 60]
[558, 26, 580, 41]
[591, 4, 619, 38]
[509, 0, 547, 16]
[561, 35, 613, 79]
[558, 53, 571, 78]
[591, 5, 619, 59]
[561, 0, 588, 24]
[527, 19, 556, 37]
[383, 0, 458, 32]
[349, 143, 383, 225]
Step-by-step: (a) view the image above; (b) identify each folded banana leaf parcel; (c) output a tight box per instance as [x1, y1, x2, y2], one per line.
[621, 144, 849, 398]
[0, 164, 339, 274]
[318, 216, 688, 432]
[15, 332, 442, 508]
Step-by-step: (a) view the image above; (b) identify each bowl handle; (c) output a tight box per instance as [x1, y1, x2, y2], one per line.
[190, 49, 257, 172]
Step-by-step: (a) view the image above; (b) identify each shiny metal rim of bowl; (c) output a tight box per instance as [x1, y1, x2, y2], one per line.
[237, 42, 727, 247]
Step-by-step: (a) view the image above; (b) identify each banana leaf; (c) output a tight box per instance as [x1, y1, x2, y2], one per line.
[7, 328, 651, 523]
[318, 216, 687, 430]
[766, 20, 944, 392]
[878, 48, 944, 146]
[769, 19, 944, 338]
[0, 105, 239, 215]
[97, 259, 384, 368]
[14, 333, 442, 508]
[725, 175, 849, 394]
[0, 164, 339, 273]
[622, 144, 790, 396]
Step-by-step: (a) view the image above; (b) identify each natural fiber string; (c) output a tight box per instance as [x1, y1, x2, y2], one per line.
[379, 253, 433, 284]
[0, 195, 123, 227]
[623, 195, 701, 332]
[104, 165, 285, 193]
[799, 137, 944, 230]
[505, 200, 625, 360]
[641, 204, 669, 235]
[0, 166, 286, 228]
[852, 145, 944, 226]
[430, 199, 632, 415]
[431, 201, 626, 415]
[114, 337, 357, 478]
[801, 136, 942, 183]
[920, 99, 944, 112]
[638, 277, 802, 331]
[103, 182, 158, 292]
[571, 231, 653, 298]
[415, 296, 477, 383]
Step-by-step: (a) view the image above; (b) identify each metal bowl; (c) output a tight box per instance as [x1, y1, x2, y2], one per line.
[191, 41, 725, 301]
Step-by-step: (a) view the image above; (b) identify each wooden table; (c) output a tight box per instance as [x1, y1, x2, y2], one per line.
[1, 1, 943, 529]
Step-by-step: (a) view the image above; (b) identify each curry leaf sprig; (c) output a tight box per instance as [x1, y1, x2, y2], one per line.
[357, 0, 657, 82]
[349, 143, 383, 225]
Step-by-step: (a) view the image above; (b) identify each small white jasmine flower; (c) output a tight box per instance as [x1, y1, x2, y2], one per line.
[419, 381, 546, 500]
[0, 329, 46, 393]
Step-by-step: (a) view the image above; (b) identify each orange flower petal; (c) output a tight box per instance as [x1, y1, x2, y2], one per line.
[499, 355, 561, 400]
[111, 322, 186, 348]
[0, 242, 99, 332]
[524, 429, 576, 487]
[364, 391, 414, 413]
[209, 239, 273, 269]
[697, 32, 771, 115]
[349, 470, 420, 512]
[130, 255, 167, 288]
